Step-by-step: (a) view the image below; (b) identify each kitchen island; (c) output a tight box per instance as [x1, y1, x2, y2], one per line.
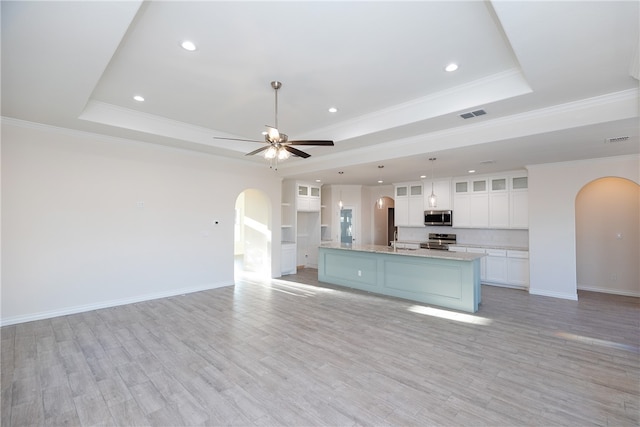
[318, 243, 484, 313]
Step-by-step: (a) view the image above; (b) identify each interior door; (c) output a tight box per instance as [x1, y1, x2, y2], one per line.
[340, 207, 353, 245]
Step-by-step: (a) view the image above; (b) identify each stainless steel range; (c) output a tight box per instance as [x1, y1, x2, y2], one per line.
[420, 233, 457, 250]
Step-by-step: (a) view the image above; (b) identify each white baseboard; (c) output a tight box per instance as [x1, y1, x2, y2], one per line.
[577, 284, 640, 298]
[0, 281, 234, 327]
[528, 287, 578, 301]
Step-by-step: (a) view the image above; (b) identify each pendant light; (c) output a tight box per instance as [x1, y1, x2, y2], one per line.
[376, 165, 385, 209]
[428, 157, 437, 208]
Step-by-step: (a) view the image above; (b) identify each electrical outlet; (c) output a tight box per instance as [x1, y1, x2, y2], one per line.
[611, 273, 617, 281]
[358, 270, 362, 277]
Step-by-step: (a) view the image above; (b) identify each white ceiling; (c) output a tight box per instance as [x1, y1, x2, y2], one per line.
[2, 1, 638, 185]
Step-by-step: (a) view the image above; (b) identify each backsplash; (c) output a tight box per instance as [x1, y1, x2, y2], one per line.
[397, 226, 529, 248]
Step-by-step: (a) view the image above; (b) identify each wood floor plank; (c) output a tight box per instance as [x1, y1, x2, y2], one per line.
[2, 268, 639, 426]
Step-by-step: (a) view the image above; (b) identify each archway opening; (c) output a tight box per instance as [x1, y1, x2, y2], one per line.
[575, 177, 639, 296]
[373, 196, 395, 246]
[234, 189, 272, 279]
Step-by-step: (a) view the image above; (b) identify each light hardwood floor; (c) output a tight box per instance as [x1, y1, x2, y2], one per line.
[2, 269, 639, 426]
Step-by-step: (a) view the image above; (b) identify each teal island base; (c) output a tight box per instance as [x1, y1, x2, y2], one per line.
[318, 244, 482, 313]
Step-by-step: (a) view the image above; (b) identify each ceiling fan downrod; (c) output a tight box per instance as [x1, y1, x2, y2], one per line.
[271, 81, 282, 131]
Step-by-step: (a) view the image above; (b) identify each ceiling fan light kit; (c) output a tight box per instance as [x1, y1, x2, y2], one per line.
[214, 80, 334, 170]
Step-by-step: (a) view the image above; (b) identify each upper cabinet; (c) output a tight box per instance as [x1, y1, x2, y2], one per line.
[422, 178, 452, 211]
[509, 175, 528, 229]
[453, 171, 528, 229]
[394, 182, 424, 226]
[297, 183, 321, 212]
[453, 178, 489, 228]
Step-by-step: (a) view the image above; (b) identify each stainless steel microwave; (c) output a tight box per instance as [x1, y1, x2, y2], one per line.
[424, 210, 453, 226]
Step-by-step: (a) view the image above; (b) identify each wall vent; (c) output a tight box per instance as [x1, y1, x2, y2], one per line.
[460, 109, 487, 119]
[605, 136, 630, 144]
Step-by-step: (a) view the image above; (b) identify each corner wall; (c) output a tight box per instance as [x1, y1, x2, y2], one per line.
[1, 120, 282, 325]
[527, 154, 639, 300]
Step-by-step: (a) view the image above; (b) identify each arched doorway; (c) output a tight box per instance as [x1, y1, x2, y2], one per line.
[576, 177, 639, 296]
[234, 189, 272, 279]
[373, 196, 395, 246]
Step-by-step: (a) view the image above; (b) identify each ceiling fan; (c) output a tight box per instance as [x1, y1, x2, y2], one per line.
[214, 81, 334, 167]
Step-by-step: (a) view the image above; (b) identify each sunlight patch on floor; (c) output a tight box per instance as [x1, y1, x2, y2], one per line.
[408, 305, 492, 325]
[554, 331, 639, 353]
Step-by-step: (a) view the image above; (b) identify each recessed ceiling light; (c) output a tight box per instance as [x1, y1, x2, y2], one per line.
[468, 169, 476, 174]
[315, 179, 322, 183]
[378, 180, 384, 184]
[133, 95, 144, 102]
[420, 175, 427, 179]
[181, 40, 197, 51]
[328, 107, 338, 113]
[445, 63, 459, 72]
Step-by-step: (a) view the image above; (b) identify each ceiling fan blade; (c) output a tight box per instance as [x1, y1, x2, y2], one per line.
[214, 136, 264, 143]
[287, 140, 334, 146]
[284, 146, 311, 158]
[245, 146, 270, 156]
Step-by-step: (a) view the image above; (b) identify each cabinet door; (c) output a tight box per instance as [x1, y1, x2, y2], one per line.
[281, 244, 297, 275]
[510, 191, 528, 228]
[489, 192, 509, 228]
[408, 196, 424, 226]
[452, 195, 471, 227]
[469, 194, 489, 227]
[485, 250, 507, 283]
[507, 257, 529, 287]
[394, 197, 409, 226]
[395, 185, 408, 198]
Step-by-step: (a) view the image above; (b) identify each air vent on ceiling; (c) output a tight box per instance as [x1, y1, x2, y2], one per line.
[460, 109, 487, 119]
[604, 136, 630, 144]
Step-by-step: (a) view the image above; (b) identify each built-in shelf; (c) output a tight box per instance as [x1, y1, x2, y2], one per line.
[321, 224, 329, 227]
[282, 202, 291, 206]
[282, 225, 293, 228]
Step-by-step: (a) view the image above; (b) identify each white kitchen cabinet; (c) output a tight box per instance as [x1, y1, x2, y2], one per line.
[423, 179, 452, 210]
[453, 172, 528, 229]
[485, 249, 508, 284]
[281, 242, 297, 275]
[297, 184, 321, 212]
[507, 250, 529, 287]
[451, 245, 528, 289]
[453, 179, 488, 228]
[489, 177, 509, 228]
[509, 175, 528, 228]
[394, 182, 424, 226]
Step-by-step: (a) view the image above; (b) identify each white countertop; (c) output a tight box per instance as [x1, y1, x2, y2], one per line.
[319, 243, 485, 261]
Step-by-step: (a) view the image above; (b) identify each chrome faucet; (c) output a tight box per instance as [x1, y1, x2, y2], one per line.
[393, 229, 398, 250]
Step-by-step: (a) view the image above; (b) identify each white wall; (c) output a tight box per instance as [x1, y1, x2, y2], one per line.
[527, 154, 639, 300]
[1, 120, 282, 325]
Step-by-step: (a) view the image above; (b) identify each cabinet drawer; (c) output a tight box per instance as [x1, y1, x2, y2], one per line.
[507, 250, 529, 259]
[465, 247, 486, 254]
[486, 249, 507, 257]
